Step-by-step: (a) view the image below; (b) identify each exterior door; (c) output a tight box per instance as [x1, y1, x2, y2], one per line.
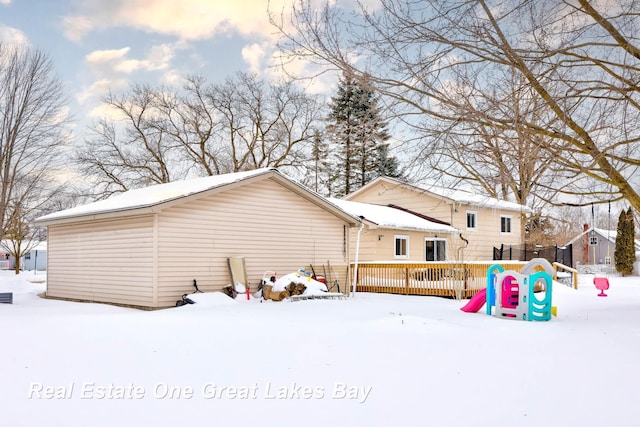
[425, 238, 447, 261]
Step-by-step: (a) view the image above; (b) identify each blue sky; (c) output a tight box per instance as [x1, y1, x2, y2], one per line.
[0, 0, 342, 130]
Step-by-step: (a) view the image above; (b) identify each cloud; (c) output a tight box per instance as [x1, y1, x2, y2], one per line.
[77, 42, 182, 126]
[242, 43, 267, 75]
[63, 0, 292, 42]
[86, 47, 130, 63]
[161, 70, 183, 85]
[0, 0, 11, 4]
[266, 50, 340, 95]
[0, 24, 28, 45]
[85, 44, 176, 75]
[116, 44, 175, 73]
[88, 102, 128, 120]
[76, 78, 127, 105]
[62, 15, 93, 42]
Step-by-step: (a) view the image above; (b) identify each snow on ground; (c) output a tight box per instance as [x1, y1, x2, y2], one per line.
[1, 270, 640, 427]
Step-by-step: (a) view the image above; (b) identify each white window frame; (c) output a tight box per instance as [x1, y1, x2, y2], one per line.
[466, 211, 477, 231]
[394, 235, 409, 259]
[425, 238, 447, 261]
[500, 215, 513, 234]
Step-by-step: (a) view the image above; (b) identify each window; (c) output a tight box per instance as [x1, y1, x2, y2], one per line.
[466, 211, 477, 230]
[500, 215, 512, 234]
[589, 236, 598, 245]
[394, 235, 409, 259]
[425, 238, 447, 261]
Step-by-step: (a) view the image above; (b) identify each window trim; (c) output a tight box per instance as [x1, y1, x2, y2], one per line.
[500, 215, 513, 234]
[425, 237, 448, 261]
[394, 235, 409, 259]
[466, 210, 477, 231]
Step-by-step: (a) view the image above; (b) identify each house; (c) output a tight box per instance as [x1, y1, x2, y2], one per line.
[567, 225, 640, 272]
[0, 241, 47, 271]
[329, 198, 458, 262]
[343, 176, 530, 261]
[22, 242, 47, 271]
[34, 168, 361, 308]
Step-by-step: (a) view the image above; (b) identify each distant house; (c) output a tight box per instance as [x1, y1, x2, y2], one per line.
[343, 176, 530, 261]
[35, 168, 360, 308]
[329, 198, 458, 262]
[567, 225, 640, 272]
[22, 242, 47, 271]
[0, 241, 47, 271]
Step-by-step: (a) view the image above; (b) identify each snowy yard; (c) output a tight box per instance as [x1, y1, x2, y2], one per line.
[2, 270, 640, 427]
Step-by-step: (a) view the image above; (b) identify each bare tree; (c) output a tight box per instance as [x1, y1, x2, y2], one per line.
[77, 73, 325, 196]
[206, 72, 323, 173]
[152, 75, 227, 176]
[2, 200, 37, 273]
[0, 43, 68, 240]
[273, 0, 640, 212]
[76, 84, 182, 198]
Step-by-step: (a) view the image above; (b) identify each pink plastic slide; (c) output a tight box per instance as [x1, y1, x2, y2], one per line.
[460, 288, 487, 313]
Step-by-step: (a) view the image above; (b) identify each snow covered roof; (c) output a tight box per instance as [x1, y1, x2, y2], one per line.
[594, 228, 616, 244]
[35, 168, 361, 226]
[411, 182, 529, 212]
[568, 227, 640, 250]
[346, 176, 530, 213]
[329, 198, 458, 233]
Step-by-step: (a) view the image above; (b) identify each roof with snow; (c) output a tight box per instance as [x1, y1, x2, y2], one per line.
[567, 227, 640, 250]
[35, 168, 361, 226]
[329, 198, 458, 233]
[415, 183, 529, 212]
[346, 176, 530, 213]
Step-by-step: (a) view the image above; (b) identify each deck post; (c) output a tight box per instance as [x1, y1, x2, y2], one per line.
[405, 268, 410, 295]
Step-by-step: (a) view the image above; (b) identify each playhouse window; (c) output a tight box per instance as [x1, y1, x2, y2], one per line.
[394, 235, 409, 259]
[466, 211, 477, 230]
[500, 216, 512, 234]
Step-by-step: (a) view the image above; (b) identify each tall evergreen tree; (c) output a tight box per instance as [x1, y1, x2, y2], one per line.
[614, 208, 636, 276]
[308, 129, 337, 194]
[373, 143, 402, 180]
[326, 72, 397, 196]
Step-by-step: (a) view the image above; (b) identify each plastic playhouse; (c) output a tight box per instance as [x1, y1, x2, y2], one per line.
[461, 258, 553, 321]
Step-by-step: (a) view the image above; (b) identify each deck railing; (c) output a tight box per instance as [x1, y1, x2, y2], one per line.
[553, 262, 578, 289]
[350, 260, 574, 299]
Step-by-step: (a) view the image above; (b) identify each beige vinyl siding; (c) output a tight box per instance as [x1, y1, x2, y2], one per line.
[348, 180, 525, 261]
[451, 209, 523, 260]
[156, 178, 349, 306]
[346, 182, 454, 221]
[46, 215, 155, 307]
[348, 227, 447, 262]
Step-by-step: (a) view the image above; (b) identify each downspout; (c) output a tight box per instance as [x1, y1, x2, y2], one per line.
[457, 233, 469, 261]
[351, 217, 365, 297]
